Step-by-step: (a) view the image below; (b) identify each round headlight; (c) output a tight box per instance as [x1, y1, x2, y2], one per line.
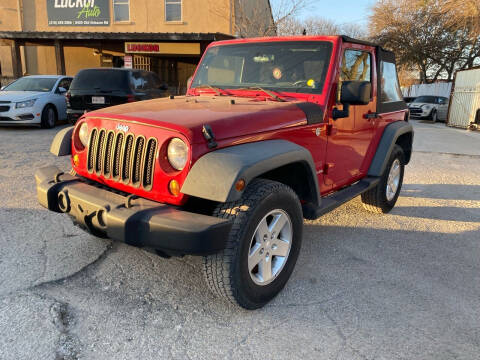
[79, 123, 89, 147]
[167, 138, 188, 170]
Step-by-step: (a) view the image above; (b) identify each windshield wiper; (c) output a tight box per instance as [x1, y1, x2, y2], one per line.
[192, 84, 228, 96]
[236, 86, 286, 102]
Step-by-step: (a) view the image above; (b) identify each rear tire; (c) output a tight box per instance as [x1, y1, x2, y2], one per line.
[361, 145, 405, 213]
[41, 105, 57, 129]
[202, 179, 303, 309]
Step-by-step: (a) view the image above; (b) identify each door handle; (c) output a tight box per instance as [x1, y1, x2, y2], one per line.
[364, 112, 380, 120]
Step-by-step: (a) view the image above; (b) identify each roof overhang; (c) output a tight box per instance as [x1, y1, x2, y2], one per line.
[0, 31, 234, 42]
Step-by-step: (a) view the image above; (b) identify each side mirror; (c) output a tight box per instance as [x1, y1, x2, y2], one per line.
[58, 87, 67, 94]
[333, 81, 372, 119]
[0, 86, 5, 91]
[341, 81, 371, 105]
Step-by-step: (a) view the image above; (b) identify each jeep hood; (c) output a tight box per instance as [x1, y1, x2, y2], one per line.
[87, 96, 317, 144]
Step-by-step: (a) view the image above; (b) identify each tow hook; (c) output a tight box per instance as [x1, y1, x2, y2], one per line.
[58, 190, 70, 213]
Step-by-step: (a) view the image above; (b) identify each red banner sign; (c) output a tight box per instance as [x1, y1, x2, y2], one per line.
[125, 42, 161, 54]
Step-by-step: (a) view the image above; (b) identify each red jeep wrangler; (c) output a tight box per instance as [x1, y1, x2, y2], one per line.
[36, 36, 413, 309]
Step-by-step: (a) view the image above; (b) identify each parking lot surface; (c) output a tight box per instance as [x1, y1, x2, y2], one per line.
[0, 120, 479, 359]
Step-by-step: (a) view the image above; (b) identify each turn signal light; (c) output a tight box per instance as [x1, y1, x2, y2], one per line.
[168, 180, 180, 196]
[73, 154, 80, 167]
[235, 179, 246, 191]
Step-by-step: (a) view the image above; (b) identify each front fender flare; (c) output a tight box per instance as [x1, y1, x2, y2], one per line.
[50, 126, 74, 156]
[181, 140, 320, 204]
[368, 121, 413, 176]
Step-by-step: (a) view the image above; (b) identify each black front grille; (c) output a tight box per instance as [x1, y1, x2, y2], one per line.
[132, 137, 145, 185]
[95, 130, 106, 174]
[143, 139, 157, 188]
[87, 128, 98, 170]
[103, 131, 115, 177]
[409, 107, 422, 116]
[87, 128, 157, 190]
[112, 133, 124, 178]
[122, 134, 134, 182]
[0, 106, 10, 112]
[0, 117, 14, 121]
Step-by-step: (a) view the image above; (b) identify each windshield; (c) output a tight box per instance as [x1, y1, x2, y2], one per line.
[3, 77, 57, 92]
[414, 96, 436, 104]
[191, 41, 333, 94]
[70, 70, 129, 91]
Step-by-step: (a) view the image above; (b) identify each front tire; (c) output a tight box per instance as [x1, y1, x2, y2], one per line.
[41, 105, 57, 129]
[203, 179, 303, 309]
[361, 145, 405, 213]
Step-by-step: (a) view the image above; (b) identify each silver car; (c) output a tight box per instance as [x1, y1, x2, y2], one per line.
[408, 95, 449, 123]
[0, 75, 73, 128]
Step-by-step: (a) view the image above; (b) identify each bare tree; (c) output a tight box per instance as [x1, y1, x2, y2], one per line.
[369, 0, 480, 83]
[212, 0, 312, 38]
[269, 0, 312, 33]
[440, 0, 480, 35]
[341, 23, 367, 40]
[277, 17, 340, 36]
[277, 16, 367, 39]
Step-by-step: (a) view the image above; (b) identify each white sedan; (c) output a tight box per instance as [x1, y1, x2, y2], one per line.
[0, 75, 73, 128]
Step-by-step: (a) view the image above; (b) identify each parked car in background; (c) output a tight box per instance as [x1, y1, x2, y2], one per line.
[67, 68, 168, 123]
[408, 95, 449, 122]
[0, 75, 72, 128]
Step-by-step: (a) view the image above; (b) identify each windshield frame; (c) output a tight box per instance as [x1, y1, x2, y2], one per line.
[3, 77, 58, 92]
[190, 40, 335, 96]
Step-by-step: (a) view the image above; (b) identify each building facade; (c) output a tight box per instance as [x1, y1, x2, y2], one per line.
[0, 0, 274, 92]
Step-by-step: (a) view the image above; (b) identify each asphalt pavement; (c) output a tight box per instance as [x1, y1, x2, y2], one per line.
[0, 119, 479, 359]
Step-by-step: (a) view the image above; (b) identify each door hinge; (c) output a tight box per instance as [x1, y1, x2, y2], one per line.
[323, 163, 334, 175]
[326, 124, 333, 136]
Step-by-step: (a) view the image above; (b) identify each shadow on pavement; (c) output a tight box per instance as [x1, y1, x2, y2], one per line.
[402, 184, 480, 201]
[392, 206, 479, 223]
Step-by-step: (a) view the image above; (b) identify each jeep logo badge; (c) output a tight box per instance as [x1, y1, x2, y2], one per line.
[116, 124, 129, 132]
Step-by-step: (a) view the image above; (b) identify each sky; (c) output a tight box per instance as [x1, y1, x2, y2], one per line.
[271, 0, 375, 26]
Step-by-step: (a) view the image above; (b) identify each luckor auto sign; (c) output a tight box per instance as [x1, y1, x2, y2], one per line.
[47, 0, 110, 26]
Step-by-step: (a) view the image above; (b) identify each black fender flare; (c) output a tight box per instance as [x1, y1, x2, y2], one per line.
[50, 126, 74, 156]
[368, 121, 413, 177]
[181, 139, 321, 205]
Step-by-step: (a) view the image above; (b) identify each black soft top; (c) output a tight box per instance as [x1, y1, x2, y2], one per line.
[341, 35, 406, 113]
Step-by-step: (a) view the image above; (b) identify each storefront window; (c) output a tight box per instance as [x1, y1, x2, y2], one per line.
[113, 0, 130, 22]
[165, 0, 182, 22]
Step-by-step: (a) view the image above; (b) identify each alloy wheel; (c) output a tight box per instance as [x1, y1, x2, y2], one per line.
[248, 209, 293, 286]
[386, 158, 401, 201]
